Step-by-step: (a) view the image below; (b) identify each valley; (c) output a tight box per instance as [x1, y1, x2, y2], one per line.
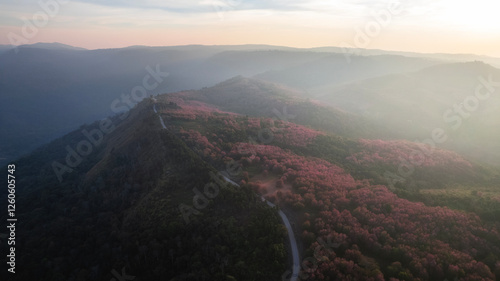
[2, 45, 500, 281]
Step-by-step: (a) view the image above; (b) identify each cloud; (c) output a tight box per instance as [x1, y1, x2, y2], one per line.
[23, 0, 389, 14]
[73, 0, 211, 13]
[70, 0, 314, 13]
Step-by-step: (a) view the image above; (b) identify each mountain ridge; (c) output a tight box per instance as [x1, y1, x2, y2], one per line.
[4, 78, 500, 279]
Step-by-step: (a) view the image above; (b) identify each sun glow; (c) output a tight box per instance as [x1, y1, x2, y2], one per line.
[435, 0, 500, 33]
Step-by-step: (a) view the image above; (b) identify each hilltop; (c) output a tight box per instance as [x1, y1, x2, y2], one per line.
[5, 76, 500, 279]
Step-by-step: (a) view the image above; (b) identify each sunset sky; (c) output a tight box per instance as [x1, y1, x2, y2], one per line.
[1, 0, 499, 56]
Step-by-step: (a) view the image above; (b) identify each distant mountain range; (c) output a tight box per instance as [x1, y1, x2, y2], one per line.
[314, 61, 500, 165]
[2, 43, 500, 167]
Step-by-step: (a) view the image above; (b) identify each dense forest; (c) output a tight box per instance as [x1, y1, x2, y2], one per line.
[152, 80, 500, 280]
[2, 77, 500, 280]
[1, 101, 287, 281]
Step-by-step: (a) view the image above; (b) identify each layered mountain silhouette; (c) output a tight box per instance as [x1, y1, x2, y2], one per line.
[2, 44, 500, 167]
[2, 44, 500, 280]
[315, 61, 500, 165]
[3, 71, 500, 280]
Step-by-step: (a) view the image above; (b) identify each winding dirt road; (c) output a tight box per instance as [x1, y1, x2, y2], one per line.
[154, 103, 299, 280]
[153, 104, 167, 129]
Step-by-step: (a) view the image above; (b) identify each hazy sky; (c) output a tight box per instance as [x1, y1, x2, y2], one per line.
[1, 0, 499, 56]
